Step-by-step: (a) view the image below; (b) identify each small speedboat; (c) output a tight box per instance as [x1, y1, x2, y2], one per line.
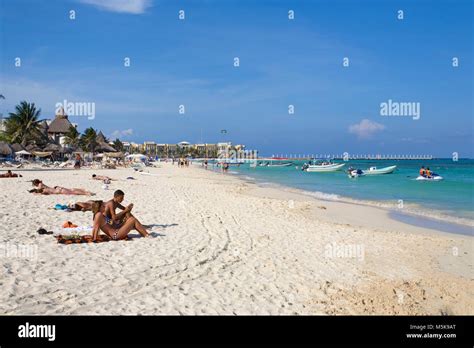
[258, 161, 293, 167]
[267, 162, 293, 167]
[363, 165, 397, 175]
[303, 161, 345, 172]
[416, 174, 443, 181]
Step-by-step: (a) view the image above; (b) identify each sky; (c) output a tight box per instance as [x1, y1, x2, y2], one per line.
[0, 0, 472, 157]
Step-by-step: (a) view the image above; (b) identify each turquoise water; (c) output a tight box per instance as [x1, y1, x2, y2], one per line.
[216, 159, 474, 222]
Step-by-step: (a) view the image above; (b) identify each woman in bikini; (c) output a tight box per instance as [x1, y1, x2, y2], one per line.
[91, 200, 149, 241]
[31, 179, 94, 195]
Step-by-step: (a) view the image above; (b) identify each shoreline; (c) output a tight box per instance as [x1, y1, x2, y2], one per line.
[4, 163, 474, 233]
[0, 163, 472, 315]
[219, 165, 474, 230]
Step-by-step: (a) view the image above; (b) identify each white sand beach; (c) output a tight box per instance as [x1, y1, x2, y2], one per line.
[0, 164, 472, 315]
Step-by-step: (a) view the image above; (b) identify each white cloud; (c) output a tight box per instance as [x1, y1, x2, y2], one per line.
[348, 119, 385, 139]
[79, 0, 152, 14]
[111, 128, 133, 139]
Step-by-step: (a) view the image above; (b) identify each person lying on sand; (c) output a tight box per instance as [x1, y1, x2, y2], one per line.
[31, 179, 94, 196]
[30, 187, 94, 195]
[92, 174, 115, 181]
[104, 189, 135, 226]
[69, 200, 95, 211]
[91, 200, 149, 241]
[0, 170, 22, 178]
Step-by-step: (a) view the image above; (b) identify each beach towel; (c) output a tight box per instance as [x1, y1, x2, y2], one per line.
[55, 234, 131, 244]
[54, 204, 71, 211]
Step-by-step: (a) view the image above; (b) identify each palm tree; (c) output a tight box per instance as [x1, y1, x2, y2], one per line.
[5, 101, 43, 146]
[80, 127, 98, 153]
[64, 126, 81, 148]
[113, 138, 124, 152]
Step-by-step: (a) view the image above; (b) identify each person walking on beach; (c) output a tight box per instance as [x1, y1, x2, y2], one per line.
[91, 201, 149, 241]
[74, 154, 82, 169]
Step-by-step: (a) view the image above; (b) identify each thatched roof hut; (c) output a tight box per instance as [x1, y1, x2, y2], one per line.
[47, 108, 74, 144]
[0, 142, 13, 156]
[96, 131, 107, 143]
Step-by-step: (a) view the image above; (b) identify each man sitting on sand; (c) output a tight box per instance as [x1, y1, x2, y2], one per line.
[104, 189, 135, 226]
[0, 170, 22, 178]
[91, 200, 149, 241]
[30, 179, 94, 196]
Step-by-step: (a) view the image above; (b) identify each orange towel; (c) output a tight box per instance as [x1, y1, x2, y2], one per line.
[62, 221, 78, 228]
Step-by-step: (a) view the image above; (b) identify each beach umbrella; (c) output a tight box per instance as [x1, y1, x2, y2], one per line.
[95, 141, 116, 153]
[0, 142, 13, 156]
[15, 150, 31, 156]
[104, 152, 124, 158]
[43, 143, 62, 152]
[25, 144, 41, 152]
[11, 143, 25, 152]
[32, 151, 53, 158]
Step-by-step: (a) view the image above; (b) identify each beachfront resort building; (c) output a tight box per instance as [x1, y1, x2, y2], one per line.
[121, 140, 248, 159]
[0, 117, 5, 132]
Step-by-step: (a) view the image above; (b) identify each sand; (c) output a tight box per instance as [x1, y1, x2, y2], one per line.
[0, 163, 472, 315]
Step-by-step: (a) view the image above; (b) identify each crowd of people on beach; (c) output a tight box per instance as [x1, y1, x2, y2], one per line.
[176, 158, 189, 167]
[4, 172, 151, 242]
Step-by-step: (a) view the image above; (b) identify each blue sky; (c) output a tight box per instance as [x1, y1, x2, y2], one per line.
[0, 0, 472, 156]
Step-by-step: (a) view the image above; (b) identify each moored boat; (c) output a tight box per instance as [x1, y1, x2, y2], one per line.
[302, 160, 345, 172]
[362, 165, 397, 175]
[257, 161, 293, 167]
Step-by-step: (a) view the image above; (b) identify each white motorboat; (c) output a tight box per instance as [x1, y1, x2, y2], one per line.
[303, 161, 345, 172]
[363, 165, 397, 175]
[260, 162, 293, 167]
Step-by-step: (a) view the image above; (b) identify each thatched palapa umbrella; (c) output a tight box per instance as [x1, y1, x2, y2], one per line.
[11, 143, 25, 152]
[0, 142, 13, 156]
[26, 144, 41, 152]
[43, 143, 62, 153]
[95, 142, 116, 153]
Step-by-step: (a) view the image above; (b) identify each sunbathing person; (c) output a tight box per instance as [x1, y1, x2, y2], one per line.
[92, 174, 115, 181]
[0, 170, 22, 178]
[91, 200, 149, 241]
[69, 200, 95, 211]
[31, 179, 94, 195]
[104, 189, 135, 226]
[29, 187, 94, 195]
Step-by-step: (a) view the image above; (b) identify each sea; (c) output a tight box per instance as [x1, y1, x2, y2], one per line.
[207, 158, 474, 228]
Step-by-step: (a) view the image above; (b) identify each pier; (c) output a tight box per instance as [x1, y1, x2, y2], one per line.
[269, 154, 434, 160]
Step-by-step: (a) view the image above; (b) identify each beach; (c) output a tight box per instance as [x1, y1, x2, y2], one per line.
[0, 164, 472, 315]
